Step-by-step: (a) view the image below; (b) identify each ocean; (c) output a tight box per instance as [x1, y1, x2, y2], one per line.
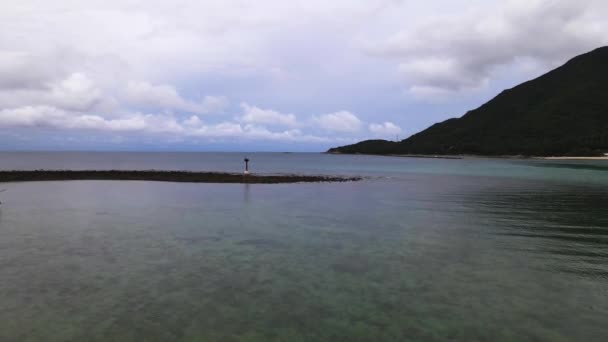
[0, 152, 606, 341]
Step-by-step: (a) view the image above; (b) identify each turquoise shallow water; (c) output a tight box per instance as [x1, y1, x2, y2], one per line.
[0, 153, 607, 341]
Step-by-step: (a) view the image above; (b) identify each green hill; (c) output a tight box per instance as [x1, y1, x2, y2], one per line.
[329, 47, 608, 156]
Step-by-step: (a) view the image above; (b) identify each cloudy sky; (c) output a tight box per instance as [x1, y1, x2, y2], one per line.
[1, 0, 607, 151]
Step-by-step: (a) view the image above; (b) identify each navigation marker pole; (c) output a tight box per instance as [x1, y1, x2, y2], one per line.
[244, 157, 250, 175]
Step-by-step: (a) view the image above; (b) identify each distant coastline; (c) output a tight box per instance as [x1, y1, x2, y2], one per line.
[326, 152, 463, 159]
[327, 152, 608, 160]
[0, 170, 361, 184]
[539, 156, 608, 160]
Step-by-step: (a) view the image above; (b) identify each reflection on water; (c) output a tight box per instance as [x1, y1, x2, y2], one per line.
[243, 183, 251, 203]
[0, 156, 607, 341]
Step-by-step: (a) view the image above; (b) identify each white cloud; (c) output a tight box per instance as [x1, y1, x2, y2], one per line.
[369, 0, 608, 93]
[369, 122, 402, 136]
[239, 102, 298, 127]
[0, 106, 182, 133]
[0, 72, 120, 114]
[125, 81, 227, 114]
[183, 115, 203, 128]
[313, 110, 362, 133]
[48, 73, 103, 112]
[0, 71, 226, 126]
[0, 104, 342, 143]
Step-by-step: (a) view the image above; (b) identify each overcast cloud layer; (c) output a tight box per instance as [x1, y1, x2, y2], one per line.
[0, 0, 606, 150]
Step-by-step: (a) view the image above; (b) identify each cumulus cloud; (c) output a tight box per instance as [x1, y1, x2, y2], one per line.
[0, 106, 182, 133]
[0, 104, 342, 143]
[0, 71, 123, 116]
[183, 115, 203, 128]
[125, 81, 227, 114]
[369, 122, 402, 136]
[313, 111, 362, 133]
[239, 103, 298, 127]
[48, 73, 104, 112]
[369, 0, 608, 93]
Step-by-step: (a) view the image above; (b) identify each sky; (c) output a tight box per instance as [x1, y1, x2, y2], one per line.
[0, 0, 607, 151]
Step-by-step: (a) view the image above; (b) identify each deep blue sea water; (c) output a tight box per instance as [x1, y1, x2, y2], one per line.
[0, 152, 607, 341]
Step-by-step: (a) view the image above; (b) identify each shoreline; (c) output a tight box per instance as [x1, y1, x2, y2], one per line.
[327, 152, 608, 160]
[0, 170, 361, 184]
[539, 156, 608, 160]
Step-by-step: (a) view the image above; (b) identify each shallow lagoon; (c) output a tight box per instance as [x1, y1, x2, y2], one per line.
[0, 153, 607, 341]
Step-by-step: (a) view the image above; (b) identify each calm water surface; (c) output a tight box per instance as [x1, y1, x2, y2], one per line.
[0, 152, 607, 341]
